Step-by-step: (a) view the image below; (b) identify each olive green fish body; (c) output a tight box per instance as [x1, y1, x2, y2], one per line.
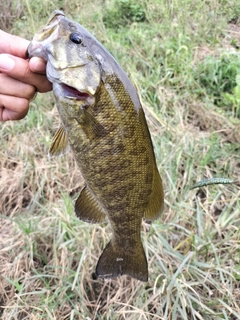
[28, 11, 164, 281]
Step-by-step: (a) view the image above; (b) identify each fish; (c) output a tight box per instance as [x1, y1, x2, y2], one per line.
[27, 10, 164, 282]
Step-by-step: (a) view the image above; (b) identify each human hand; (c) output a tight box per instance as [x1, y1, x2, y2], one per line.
[0, 30, 52, 121]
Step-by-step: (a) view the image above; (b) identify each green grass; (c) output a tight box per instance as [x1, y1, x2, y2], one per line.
[1, 0, 240, 319]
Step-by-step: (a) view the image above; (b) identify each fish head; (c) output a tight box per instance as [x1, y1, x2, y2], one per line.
[28, 10, 101, 116]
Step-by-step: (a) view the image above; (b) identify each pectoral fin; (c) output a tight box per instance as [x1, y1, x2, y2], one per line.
[75, 185, 106, 223]
[49, 125, 69, 157]
[86, 111, 108, 137]
[144, 168, 164, 221]
[75, 110, 108, 140]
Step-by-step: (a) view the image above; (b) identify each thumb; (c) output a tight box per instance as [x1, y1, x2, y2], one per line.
[29, 57, 47, 74]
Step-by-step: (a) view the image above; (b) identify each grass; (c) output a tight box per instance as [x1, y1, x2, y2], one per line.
[1, 0, 240, 319]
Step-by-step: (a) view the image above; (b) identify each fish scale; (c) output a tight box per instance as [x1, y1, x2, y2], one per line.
[28, 10, 164, 281]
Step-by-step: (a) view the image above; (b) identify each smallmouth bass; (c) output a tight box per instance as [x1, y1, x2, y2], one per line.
[28, 11, 164, 282]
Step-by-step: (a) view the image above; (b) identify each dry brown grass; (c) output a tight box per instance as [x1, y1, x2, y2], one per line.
[0, 2, 24, 32]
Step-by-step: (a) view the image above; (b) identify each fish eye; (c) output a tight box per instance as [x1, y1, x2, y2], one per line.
[70, 32, 82, 44]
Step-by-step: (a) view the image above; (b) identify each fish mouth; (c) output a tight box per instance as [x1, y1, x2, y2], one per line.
[61, 83, 90, 100]
[27, 11, 64, 59]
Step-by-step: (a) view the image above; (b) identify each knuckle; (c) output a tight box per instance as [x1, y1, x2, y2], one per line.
[36, 78, 52, 93]
[21, 84, 36, 100]
[28, 86, 37, 99]
[18, 97, 29, 112]
[22, 66, 32, 80]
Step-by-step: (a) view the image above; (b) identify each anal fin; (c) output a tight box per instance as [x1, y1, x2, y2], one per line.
[75, 185, 106, 223]
[144, 168, 164, 221]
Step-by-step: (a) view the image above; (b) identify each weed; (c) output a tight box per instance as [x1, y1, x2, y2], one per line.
[194, 53, 240, 114]
[103, 0, 146, 29]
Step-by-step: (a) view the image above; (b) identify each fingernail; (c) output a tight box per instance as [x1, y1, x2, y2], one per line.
[0, 54, 15, 71]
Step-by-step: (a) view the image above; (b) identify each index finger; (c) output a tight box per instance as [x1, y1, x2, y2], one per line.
[0, 54, 52, 93]
[0, 30, 29, 57]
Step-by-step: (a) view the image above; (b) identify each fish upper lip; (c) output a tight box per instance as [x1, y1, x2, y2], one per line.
[27, 13, 63, 59]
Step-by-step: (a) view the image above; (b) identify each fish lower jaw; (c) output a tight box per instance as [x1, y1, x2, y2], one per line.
[61, 83, 90, 100]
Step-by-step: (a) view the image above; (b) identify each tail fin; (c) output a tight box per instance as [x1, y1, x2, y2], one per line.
[95, 241, 148, 282]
